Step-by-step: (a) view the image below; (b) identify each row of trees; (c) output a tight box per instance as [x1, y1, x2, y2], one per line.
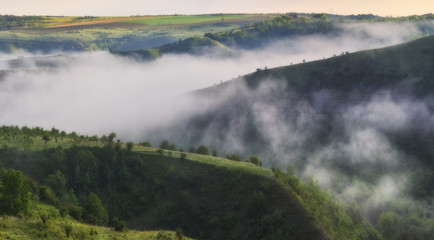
[157, 140, 263, 166]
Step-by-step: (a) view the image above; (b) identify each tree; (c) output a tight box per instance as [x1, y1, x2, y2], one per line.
[246, 156, 262, 166]
[196, 145, 209, 155]
[226, 154, 242, 161]
[168, 144, 177, 151]
[42, 132, 51, 144]
[212, 150, 218, 157]
[108, 132, 116, 142]
[112, 217, 127, 232]
[377, 212, 400, 239]
[188, 146, 196, 153]
[0, 169, 31, 215]
[44, 170, 67, 196]
[126, 142, 134, 151]
[160, 140, 170, 150]
[83, 192, 108, 226]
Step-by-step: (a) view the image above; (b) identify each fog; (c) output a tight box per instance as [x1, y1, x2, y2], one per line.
[1, 21, 433, 222]
[1, 21, 429, 139]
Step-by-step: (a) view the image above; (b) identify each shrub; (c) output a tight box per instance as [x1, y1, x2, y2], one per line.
[196, 145, 209, 155]
[38, 185, 60, 207]
[126, 142, 134, 151]
[226, 154, 242, 161]
[112, 217, 128, 232]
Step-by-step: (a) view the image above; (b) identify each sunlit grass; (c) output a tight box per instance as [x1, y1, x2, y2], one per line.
[124, 14, 258, 25]
[0, 201, 192, 239]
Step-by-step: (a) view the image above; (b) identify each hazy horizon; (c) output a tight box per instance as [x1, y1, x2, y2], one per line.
[1, 0, 433, 17]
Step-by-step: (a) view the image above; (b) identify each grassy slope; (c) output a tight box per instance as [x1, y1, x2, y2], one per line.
[0, 202, 190, 240]
[243, 34, 434, 93]
[0, 128, 381, 239]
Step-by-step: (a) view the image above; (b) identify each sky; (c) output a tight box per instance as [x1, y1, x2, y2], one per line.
[1, 0, 433, 17]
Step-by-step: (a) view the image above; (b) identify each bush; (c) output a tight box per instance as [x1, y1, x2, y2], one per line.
[112, 217, 128, 232]
[139, 142, 152, 147]
[38, 185, 60, 207]
[159, 140, 170, 149]
[126, 142, 134, 151]
[246, 156, 262, 166]
[67, 204, 82, 220]
[226, 154, 242, 161]
[196, 145, 209, 155]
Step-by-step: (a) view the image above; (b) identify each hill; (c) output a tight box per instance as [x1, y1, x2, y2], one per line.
[113, 36, 230, 60]
[114, 13, 434, 59]
[142, 35, 434, 239]
[0, 126, 382, 240]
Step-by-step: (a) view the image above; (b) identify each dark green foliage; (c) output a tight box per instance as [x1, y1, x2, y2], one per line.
[180, 153, 187, 160]
[67, 204, 83, 220]
[376, 212, 400, 239]
[246, 155, 262, 166]
[247, 191, 267, 217]
[44, 170, 67, 196]
[0, 169, 31, 215]
[139, 142, 152, 147]
[126, 142, 134, 151]
[211, 150, 218, 157]
[107, 132, 116, 143]
[83, 192, 108, 226]
[38, 185, 60, 207]
[112, 217, 128, 232]
[42, 133, 51, 144]
[226, 154, 241, 161]
[195, 145, 209, 155]
[159, 140, 170, 149]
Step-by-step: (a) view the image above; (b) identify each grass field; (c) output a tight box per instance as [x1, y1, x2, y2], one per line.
[123, 14, 264, 26]
[0, 14, 273, 52]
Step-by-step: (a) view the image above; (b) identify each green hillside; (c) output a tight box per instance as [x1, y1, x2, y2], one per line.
[145, 35, 434, 240]
[0, 126, 381, 239]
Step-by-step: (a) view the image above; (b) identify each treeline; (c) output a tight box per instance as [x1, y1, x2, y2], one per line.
[204, 13, 434, 49]
[158, 139, 263, 166]
[0, 15, 44, 29]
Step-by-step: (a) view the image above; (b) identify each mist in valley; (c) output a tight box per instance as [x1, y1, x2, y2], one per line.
[1, 20, 433, 225]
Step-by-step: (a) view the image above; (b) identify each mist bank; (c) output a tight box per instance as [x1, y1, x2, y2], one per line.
[142, 34, 434, 231]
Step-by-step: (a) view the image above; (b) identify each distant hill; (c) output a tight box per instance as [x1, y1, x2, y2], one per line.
[113, 36, 231, 60]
